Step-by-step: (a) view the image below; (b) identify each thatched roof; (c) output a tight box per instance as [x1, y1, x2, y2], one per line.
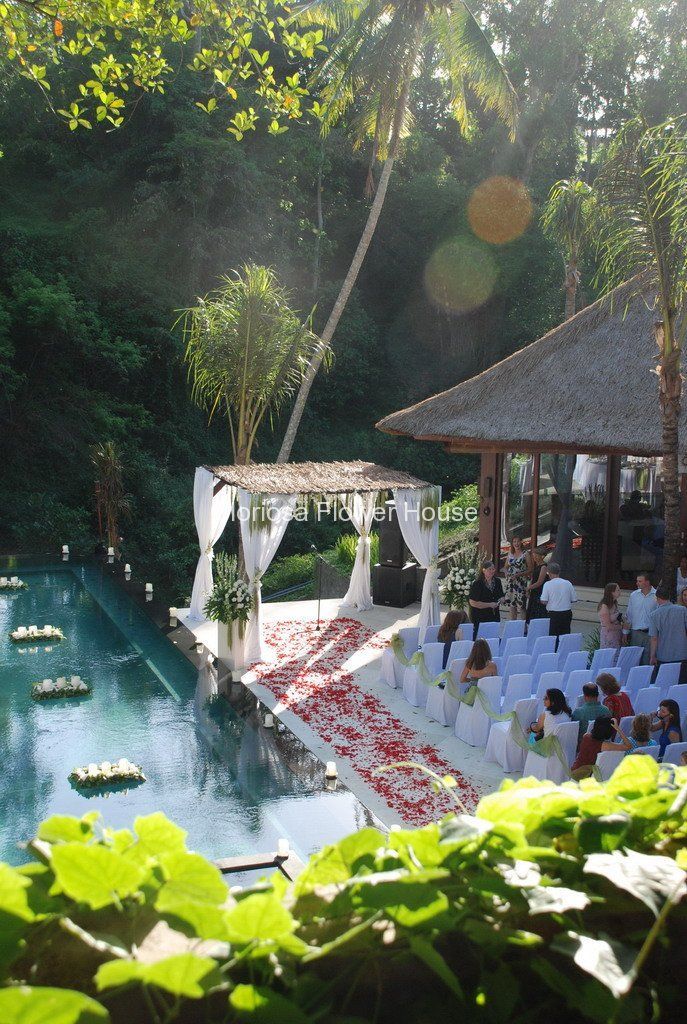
[207, 460, 431, 496]
[377, 275, 687, 459]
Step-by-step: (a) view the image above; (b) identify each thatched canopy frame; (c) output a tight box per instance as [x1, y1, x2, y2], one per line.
[207, 460, 431, 502]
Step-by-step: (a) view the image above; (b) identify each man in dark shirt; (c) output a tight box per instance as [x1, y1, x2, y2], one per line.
[468, 560, 504, 639]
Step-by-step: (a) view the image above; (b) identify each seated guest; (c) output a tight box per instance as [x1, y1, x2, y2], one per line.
[571, 682, 611, 742]
[597, 673, 634, 720]
[601, 714, 658, 754]
[459, 639, 497, 685]
[468, 561, 504, 639]
[650, 699, 683, 759]
[529, 688, 571, 741]
[437, 610, 469, 669]
[571, 716, 616, 773]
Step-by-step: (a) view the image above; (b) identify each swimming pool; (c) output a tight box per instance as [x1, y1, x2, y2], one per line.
[0, 565, 376, 866]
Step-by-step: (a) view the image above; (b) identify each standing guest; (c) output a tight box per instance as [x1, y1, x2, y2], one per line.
[679, 588, 687, 613]
[622, 573, 657, 664]
[571, 682, 611, 742]
[649, 585, 687, 683]
[437, 610, 468, 670]
[468, 560, 504, 640]
[459, 639, 498, 685]
[597, 582, 624, 651]
[540, 562, 577, 641]
[650, 699, 683, 758]
[601, 714, 658, 754]
[525, 550, 548, 623]
[597, 673, 634, 720]
[677, 556, 687, 596]
[528, 688, 571, 740]
[501, 536, 530, 621]
[571, 716, 616, 773]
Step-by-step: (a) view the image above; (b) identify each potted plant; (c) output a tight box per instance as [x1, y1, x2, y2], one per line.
[440, 542, 486, 611]
[204, 554, 252, 675]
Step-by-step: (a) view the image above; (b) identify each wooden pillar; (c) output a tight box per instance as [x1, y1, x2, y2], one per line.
[604, 455, 621, 583]
[478, 453, 502, 561]
[680, 472, 687, 550]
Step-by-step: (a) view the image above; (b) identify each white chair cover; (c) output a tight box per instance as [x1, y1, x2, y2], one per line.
[238, 488, 297, 664]
[189, 468, 234, 621]
[663, 741, 687, 765]
[525, 617, 550, 652]
[523, 720, 578, 784]
[485, 696, 537, 773]
[393, 487, 440, 642]
[500, 620, 526, 641]
[341, 492, 378, 611]
[630, 746, 660, 760]
[634, 686, 659, 715]
[595, 750, 626, 781]
[666, 685, 687, 721]
[625, 665, 653, 696]
[454, 676, 502, 747]
[502, 674, 532, 714]
[402, 642, 444, 707]
[380, 627, 419, 689]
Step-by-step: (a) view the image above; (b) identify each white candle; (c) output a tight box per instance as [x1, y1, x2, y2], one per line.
[169, 607, 178, 626]
[62, 545, 69, 554]
[195, 641, 205, 655]
[124, 564, 131, 573]
[264, 713, 274, 728]
[277, 838, 290, 858]
[145, 582, 153, 593]
[107, 546, 115, 556]
[325, 761, 338, 778]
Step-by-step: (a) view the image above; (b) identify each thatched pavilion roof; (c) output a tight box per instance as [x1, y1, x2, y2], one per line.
[207, 460, 431, 496]
[377, 275, 687, 459]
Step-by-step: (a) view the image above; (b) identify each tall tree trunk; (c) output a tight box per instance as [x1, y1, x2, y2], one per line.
[277, 26, 422, 464]
[564, 259, 579, 320]
[312, 142, 325, 296]
[656, 318, 682, 596]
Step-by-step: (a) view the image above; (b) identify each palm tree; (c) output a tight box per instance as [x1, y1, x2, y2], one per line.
[91, 442, 131, 551]
[181, 264, 327, 465]
[277, 0, 518, 462]
[540, 178, 594, 320]
[590, 116, 687, 593]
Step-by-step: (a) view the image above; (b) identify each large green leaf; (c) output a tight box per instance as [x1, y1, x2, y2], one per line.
[604, 754, 658, 797]
[156, 851, 227, 910]
[159, 896, 232, 941]
[50, 844, 146, 910]
[294, 828, 382, 895]
[0, 863, 34, 922]
[0, 987, 109, 1023]
[584, 849, 687, 915]
[353, 878, 449, 928]
[555, 931, 636, 998]
[37, 814, 99, 845]
[575, 814, 630, 853]
[96, 952, 221, 998]
[224, 892, 297, 945]
[229, 983, 310, 1023]
[134, 813, 188, 857]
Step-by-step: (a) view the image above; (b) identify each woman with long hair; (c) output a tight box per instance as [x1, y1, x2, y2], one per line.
[459, 639, 497, 684]
[597, 582, 623, 650]
[501, 536, 530, 621]
[529, 688, 571, 740]
[571, 715, 615, 773]
[650, 699, 683, 758]
[437, 609, 468, 669]
[602, 713, 658, 754]
[597, 672, 634, 720]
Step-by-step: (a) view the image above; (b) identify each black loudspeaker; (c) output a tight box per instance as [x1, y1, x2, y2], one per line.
[379, 500, 409, 567]
[372, 563, 417, 607]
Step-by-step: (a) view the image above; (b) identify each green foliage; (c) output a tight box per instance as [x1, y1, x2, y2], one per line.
[0, 763, 686, 1022]
[326, 531, 379, 575]
[262, 552, 315, 598]
[204, 552, 252, 627]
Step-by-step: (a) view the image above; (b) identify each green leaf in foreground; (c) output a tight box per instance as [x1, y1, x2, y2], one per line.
[155, 851, 227, 910]
[37, 814, 99, 845]
[0, 986, 109, 1023]
[224, 892, 297, 945]
[50, 844, 146, 910]
[229, 983, 310, 1022]
[584, 849, 687, 915]
[96, 953, 221, 999]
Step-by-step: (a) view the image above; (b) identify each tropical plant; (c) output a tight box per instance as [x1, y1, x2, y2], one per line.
[276, 0, 518, 461]
[181, 264, 328, 465]
[0, 758, 686, 1022]
[327, 530, 379, 574]
[590, 115, 687, 594]
[0, 0, 320, 143]
[91, 441, 130, 550]
[541, 178, 594, 319]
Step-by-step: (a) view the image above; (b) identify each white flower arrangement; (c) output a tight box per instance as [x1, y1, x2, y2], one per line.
[31, 676, 91, 701]
[0, 576, 27, 590]
[440, 566, 473, 610]
[70, 758, 145, 788]
[10, 624, 64, 642]
[204, 553, 252, 638]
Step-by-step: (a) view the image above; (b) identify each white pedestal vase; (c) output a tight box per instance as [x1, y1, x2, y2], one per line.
[217, 620, 246, 680]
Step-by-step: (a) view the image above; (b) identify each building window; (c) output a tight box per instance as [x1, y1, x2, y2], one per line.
[616, 456, 664, 584]
[536, 454, 608, 585]
[500, 454, 534, 554]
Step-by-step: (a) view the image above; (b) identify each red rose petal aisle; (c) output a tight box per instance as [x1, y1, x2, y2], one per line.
[251, 617, 481, 824]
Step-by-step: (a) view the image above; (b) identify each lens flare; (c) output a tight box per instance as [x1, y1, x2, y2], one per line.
[423, 237, 497, 314]
[467, 175, 532, 245]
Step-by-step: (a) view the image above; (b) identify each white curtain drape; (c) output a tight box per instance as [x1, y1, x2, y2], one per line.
[189, 468, 234, 621]
[340, 492, 378, 611]
[393, 486, 441, 641]
[238, 488, 297, 664]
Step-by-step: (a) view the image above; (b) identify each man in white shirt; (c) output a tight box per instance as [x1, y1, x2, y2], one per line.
[622, 573, 657, 664]
[540, 562, 577, 642]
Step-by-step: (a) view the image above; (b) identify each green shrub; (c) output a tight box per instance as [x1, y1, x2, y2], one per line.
[1, 758, 686, 1023]
[439, 483, 480, 540]
[262, 552, 315, 599]
[326, 531, 380, 575]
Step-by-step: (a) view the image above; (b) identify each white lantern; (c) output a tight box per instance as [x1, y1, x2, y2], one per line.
[264, 713, 274, 728]
[277, 838, 290, 858]
[62, 544, 69, 561]
[325, 761, 338, 779]
[169, 606, 178, 627]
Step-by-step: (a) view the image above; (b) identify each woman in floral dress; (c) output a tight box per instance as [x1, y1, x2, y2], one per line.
[597, 582, 623, 650]
[501, 536, 530, 620]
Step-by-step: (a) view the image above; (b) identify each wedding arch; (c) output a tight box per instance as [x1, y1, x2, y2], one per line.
[189, 461, 440, 663]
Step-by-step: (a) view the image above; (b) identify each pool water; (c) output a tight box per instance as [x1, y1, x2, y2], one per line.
[0, 566, 374, 866]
